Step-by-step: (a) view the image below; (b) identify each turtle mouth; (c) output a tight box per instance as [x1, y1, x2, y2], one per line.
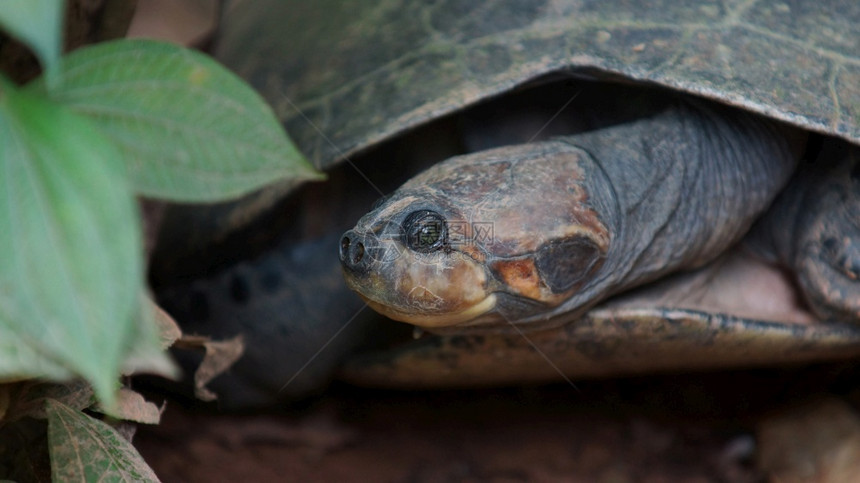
[359, 293, 498, 328]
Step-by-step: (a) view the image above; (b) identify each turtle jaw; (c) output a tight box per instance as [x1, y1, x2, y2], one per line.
[360, 293, 498, 328]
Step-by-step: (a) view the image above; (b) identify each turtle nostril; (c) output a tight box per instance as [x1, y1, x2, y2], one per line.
[340, 235, 351, 261]
[340, 231, 369, 272]
[352, 241, 365, 264]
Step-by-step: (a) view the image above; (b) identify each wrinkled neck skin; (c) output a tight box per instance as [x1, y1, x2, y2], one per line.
[531, 101, 803, 328]
[342, 101, 802, 333]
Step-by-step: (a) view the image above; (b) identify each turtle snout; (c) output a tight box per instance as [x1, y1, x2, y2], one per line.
[340, 230, 370, 274]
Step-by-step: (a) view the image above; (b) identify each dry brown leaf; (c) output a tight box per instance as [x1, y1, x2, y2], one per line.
[94, 387, 162, 425]
[175, 335, 245, 401]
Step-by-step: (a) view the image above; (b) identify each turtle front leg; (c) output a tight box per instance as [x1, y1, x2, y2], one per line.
[751, 141, 860, 322]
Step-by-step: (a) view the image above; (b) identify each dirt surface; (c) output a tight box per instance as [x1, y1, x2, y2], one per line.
[135, 366, 860, 482]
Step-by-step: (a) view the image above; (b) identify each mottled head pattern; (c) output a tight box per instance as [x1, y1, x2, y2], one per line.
[340, 141, 610, 329]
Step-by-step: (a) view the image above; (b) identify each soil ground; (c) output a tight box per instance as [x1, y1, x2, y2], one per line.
[135, 365, 859, 482]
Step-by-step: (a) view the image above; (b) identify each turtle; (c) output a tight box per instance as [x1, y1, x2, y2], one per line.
[151, 0, 860, 408]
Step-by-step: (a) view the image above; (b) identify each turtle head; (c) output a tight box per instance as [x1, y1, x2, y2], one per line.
[340, 142, 612, 330]
[340, 194, 499, 328]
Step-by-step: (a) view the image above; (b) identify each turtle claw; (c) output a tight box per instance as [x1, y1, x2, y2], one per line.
[822, 236, 860, 282]
[799, 229, 860, 322]
[794, 149, 860, 322]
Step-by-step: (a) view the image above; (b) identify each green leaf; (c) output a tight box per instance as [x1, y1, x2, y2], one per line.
[33, 38, 323, 202]
[46, 398, 160, 482]
[0, 0, 64, 80]
[0, 79, 145, 404]
[0, 322, 73, 382]
[119, 295, 177, 379]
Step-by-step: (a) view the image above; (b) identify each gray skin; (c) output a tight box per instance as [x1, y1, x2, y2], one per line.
[156, 232, 376, 407]
[340, 99, 806, 331]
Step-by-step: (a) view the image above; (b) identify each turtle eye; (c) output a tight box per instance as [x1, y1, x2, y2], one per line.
[403, 210, 447, 253]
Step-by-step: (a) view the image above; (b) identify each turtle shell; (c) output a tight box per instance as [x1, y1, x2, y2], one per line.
[155, 0, 860, 394]
[340, 308, 860, 389]
[184, 0, 860, 243]
[218, 0, 859, 167]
